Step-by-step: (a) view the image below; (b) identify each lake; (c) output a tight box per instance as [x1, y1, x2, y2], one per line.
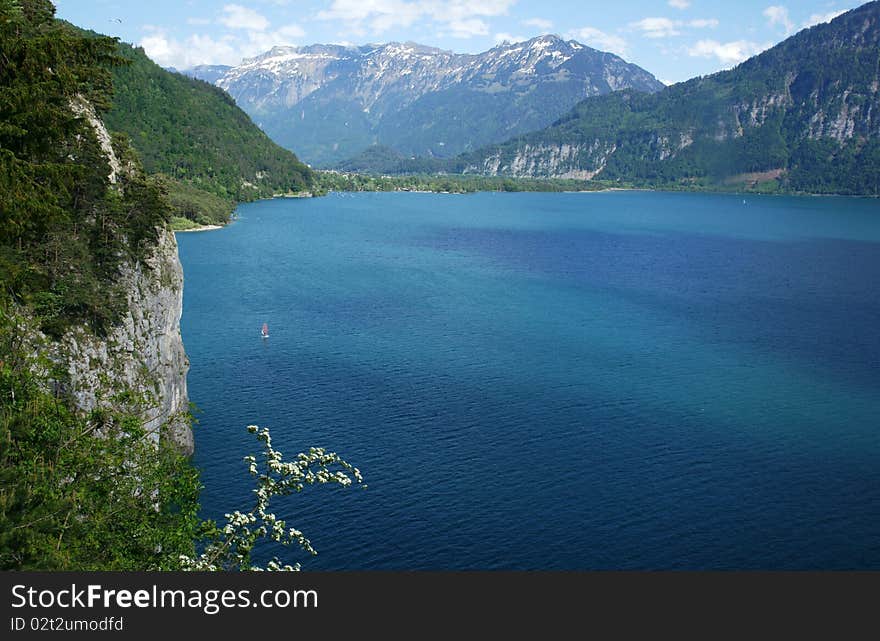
[177, 191, 880, 570]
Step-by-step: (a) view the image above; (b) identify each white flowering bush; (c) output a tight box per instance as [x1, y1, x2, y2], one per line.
[179, 425, 365, 571]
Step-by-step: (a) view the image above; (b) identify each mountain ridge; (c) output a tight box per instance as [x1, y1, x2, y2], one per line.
[186, 35, 664, 166]
[448, 2, 880, 194]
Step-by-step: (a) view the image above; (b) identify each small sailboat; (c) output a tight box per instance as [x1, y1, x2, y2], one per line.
[261, 322, 269, 339]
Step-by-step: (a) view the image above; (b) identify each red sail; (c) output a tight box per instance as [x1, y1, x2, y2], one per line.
[262, 323, 269, 335]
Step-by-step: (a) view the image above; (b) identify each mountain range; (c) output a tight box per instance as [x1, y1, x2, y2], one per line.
[186, 36, 664, 167]
[338, 2, 880, 195]
[354, 1, 873, 196]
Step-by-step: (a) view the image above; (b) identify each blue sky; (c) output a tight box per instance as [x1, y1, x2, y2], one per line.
[55, 0, 865, 83]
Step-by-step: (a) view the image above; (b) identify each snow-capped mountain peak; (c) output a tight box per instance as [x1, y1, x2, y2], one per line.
[186, 36, 664, 166]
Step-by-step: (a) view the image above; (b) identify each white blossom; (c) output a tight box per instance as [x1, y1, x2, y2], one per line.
[181, 424, 365, 572]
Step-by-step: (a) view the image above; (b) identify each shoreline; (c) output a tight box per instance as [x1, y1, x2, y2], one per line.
[174, 224, 224, 233]
[173, 186, 878, 235]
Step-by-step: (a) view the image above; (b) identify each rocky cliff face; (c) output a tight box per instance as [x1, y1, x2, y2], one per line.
[46, 100, 193, 454]
[188, 35, 663, 166]
[470, 141, 618, 179]
[57, 226, 192, 454]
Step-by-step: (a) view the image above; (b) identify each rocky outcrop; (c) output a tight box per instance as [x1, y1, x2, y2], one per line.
[70, 97, 122, 184]
[468, 140, 617, 179]
[805, 87, 880, 141]
[56, 226, 192, 454]
[44, 99, 193, 454]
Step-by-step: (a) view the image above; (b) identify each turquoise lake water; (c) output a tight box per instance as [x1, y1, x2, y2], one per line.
[177, 191, 880, 569]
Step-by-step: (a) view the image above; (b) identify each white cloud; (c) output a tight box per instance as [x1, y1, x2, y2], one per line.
[234, 24, 305, 58]
[687, 39, 771, 66]
[141, 31, 241, 68]
[446, 18, 490, 38]
[564, 27, 628, 58]
[140, 7, 306, 69]
[140, 33, 177, 66]
[316, 0, 515, 38]
[668, 0, 691, 8]
[494, 32, 526, 44]
[218, 4, 270, 32]
[276, 23, 306, 39]
[187, 17, 212, 26]
[802, 10, 845, 28]
[631, 16, 719, 39]
[522, 18, 553, 31]
[763, 5, 794, 34]
[632, 17, 681, 38]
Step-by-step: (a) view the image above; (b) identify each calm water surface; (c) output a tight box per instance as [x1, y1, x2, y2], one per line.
[177, 191, 880, 569]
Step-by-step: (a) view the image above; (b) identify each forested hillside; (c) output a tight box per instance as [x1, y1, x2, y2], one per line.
[0, 0, 201, 569]
[102, 39, 315, 225]
[455, 2, 880, 195]
[0, 1, 357, 571]
[2, 8, 169, 335]
[106, 41, 314, 200]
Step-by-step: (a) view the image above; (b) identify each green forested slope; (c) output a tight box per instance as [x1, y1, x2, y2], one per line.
[404, 2, 880, 195]
[1, 4, 169, 335]
[0, 1, 351, 571]
[102, 40, 314, 224]
[0, 0, 201, 569]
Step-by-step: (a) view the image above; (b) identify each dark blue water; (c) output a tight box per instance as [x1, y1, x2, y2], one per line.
[177, 191, 880, 570]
